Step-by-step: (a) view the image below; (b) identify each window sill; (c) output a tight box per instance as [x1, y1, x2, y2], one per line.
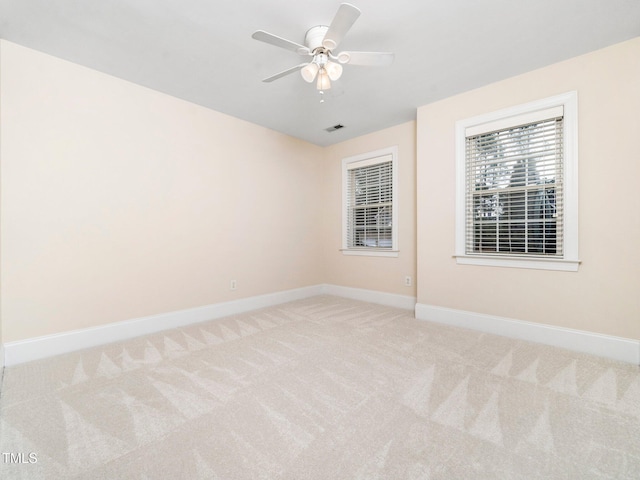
[454, 254, 580, 271]
[342, 249, 399, 258]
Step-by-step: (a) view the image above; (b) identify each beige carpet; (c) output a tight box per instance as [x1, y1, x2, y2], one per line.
[1, 295, 639, 479]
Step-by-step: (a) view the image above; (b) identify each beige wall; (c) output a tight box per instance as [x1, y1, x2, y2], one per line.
[0, 43, 3, 362]
[417, 37, 640, 339]
[3, 36, 638, 346]
[322, 122, 417, 297]
[0, 41, 325, 342]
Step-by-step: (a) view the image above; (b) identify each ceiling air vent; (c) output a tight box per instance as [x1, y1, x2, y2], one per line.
[325, 124, 345, 132]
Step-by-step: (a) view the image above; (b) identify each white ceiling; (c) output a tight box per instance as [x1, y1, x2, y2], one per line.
[1, 0, 639, 146]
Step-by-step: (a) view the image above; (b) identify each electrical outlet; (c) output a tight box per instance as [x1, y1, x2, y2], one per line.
[404, 276, 412, 287]
[230, 280, 237, 291]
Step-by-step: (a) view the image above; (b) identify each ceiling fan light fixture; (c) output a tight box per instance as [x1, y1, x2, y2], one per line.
[301, 62, 319, 83]
[325, 61, 343, 81]
[317, 70, 331, 90]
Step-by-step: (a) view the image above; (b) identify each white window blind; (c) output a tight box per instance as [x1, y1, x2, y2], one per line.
[346, 156, 393, 249]
[465, 112, 564, 257]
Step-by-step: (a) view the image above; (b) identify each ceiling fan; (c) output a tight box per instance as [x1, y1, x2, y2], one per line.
[251, 3, 394, 93]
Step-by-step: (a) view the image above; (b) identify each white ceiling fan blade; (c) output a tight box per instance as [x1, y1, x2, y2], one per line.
[322, 3, 361, 50]
[262, 63, 309, 83]
[337, 51, 395, 66]
[252, 30, 311, 55]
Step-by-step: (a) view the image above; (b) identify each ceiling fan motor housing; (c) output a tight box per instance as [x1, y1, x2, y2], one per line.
[304, 25, 330, 52]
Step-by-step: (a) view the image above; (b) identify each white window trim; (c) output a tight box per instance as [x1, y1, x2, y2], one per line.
[342, 146, 399, 257]
[454, 92, 579, 271]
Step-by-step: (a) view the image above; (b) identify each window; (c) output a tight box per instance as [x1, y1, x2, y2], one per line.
[342, 146, 398, 257]
[455, 92, 579, 271]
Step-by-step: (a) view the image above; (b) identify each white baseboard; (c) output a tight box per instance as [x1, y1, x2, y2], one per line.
[2, 284, 416, 366]
[3, 285, 324, 366]
[5, 289, 635, 367]
[0, 343, 5, 373]
[415, 303, 640, 365]
[320, 284, 417, 310]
